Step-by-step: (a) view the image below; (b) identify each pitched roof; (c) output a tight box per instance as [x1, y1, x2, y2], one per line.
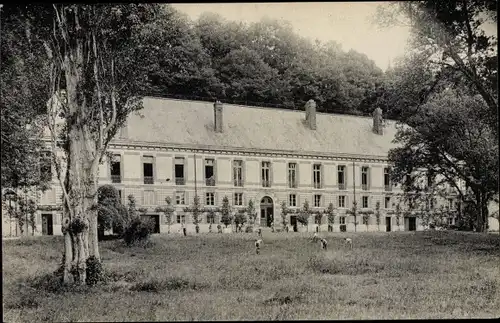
[122, 96, 399, 158]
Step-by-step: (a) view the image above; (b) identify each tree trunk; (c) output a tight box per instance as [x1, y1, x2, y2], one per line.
[62, 219, 74, 285]
[474, 191, 489, 233]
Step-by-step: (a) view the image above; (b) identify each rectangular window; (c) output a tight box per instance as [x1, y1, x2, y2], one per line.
[261, 161, 271, 187]
[448, 198, 453, 209]
[176, 192, 185, 205]
[233, 160, 243, 187]
[339, 216, 346, 225]
[175, 157, 185, 185]
[289, 194, 297, 207]
[288, 162, 297, 188]
[313, 164, 322, 189]
[384, 167, 391, 191]
[143, 156, 154, 184]
[314, 194, 322, 207]
[384, 196, 391, 209]
[338, 195, 346, 208]
[448, 217, 453, 225]
[362, 196, 369, 208]
[205, 159, 215, 186]
[206, 192, 215, 206]
[40, 151, 52, 182]
[338, 165, 346, 190]
[143, 190, 155, 205]
[118, 189, 122, 202]
[110, 154, 121, 183]
[234, 193, 243, 206]
[176, 214, 186, 224]
[361, 166, 369, 190]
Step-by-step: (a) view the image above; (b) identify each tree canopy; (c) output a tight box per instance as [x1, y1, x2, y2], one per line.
[375, 0, 498, 232]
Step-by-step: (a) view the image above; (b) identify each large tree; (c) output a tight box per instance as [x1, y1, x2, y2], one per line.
[1, 5, 51, 193]
[376, 0, 497, 128]
[3, 4, 163, 284]
[374, 1, 498, 232]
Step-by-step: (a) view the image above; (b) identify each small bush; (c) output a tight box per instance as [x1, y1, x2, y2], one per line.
[245, 225, 254, 233]
[86, 256, 106, 286]
[123, 217, 154, 246]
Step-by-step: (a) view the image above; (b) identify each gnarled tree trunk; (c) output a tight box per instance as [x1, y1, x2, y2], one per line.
[60, 48, 101, 284]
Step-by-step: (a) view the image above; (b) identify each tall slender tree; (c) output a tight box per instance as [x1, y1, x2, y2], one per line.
[2, 4, 163, 284]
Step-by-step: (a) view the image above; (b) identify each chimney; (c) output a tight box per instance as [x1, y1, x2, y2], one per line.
[305, 99, 317, 130]
[372, 107, 384, 135]
[214, 100, 223, 133]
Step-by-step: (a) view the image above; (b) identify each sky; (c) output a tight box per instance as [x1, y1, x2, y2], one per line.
[172, 2, 411, 71]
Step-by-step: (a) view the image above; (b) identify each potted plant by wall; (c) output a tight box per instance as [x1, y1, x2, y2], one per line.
[297, 200, 311, 232]
[234, 209, 247, 233]
[314, 210, 323, 232]
[220, 196, 233, 233]
[326, 203, 335, 232]
[280, 201, 289, 233]
[246, 199, 257, 233]
[207, 208, 216, 233]
[346, 200, 358, 232]
[375, 201, 382, 232]
[193, 195, 201, 234]
[360, 209, 374, 232]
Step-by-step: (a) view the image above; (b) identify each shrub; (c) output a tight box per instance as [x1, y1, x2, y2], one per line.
[220, 196, 233, 228]
[297, 200, 312, 226]
[86, 256, 106, 286]
[123, 217, 154, 246]
[234, 210, 247, 230]
[245, 225, 254, 233]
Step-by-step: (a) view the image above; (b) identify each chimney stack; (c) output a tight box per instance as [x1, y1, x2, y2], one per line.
[305, 99, 317, 130]
[214, 100, 223, 133]
[372, 107, 384, 135]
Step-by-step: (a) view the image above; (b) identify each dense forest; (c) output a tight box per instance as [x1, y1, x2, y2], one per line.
[138, 6, 390, 117]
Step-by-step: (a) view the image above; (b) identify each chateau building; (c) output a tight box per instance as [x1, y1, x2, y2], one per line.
[5, 97, 474, 236]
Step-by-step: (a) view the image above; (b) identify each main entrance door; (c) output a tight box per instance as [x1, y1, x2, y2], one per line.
[260, 196, 274, 227]
[42, 214, 53, 235]
[385, 217, 392, 232]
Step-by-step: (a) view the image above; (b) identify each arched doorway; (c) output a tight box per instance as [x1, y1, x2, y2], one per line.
[260, 196, 274, 227]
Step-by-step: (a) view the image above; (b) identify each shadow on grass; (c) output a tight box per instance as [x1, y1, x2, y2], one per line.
[130, 277, 209, 292]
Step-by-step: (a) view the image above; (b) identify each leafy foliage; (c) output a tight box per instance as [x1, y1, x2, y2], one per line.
[375, 201, 382, 227]
[280, 201, 289, 228]
[325, 203, 336, 225]
[375, 1, 498, 232]
[297, 200, 311, 226]
[97, 185, 127, 237]
[234, 210, 247, 228]
[220, 196, 233, 228]
[184, 195, 202, 227]
[246, 199, 257, 225]
[123, 217, 154, 246]
[155, 197, 175, 232]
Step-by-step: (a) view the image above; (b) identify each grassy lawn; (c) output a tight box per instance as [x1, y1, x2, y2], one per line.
[3, 231, 500, 321]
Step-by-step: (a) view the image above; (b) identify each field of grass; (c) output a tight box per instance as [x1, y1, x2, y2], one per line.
[3, 230, 500, 321]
